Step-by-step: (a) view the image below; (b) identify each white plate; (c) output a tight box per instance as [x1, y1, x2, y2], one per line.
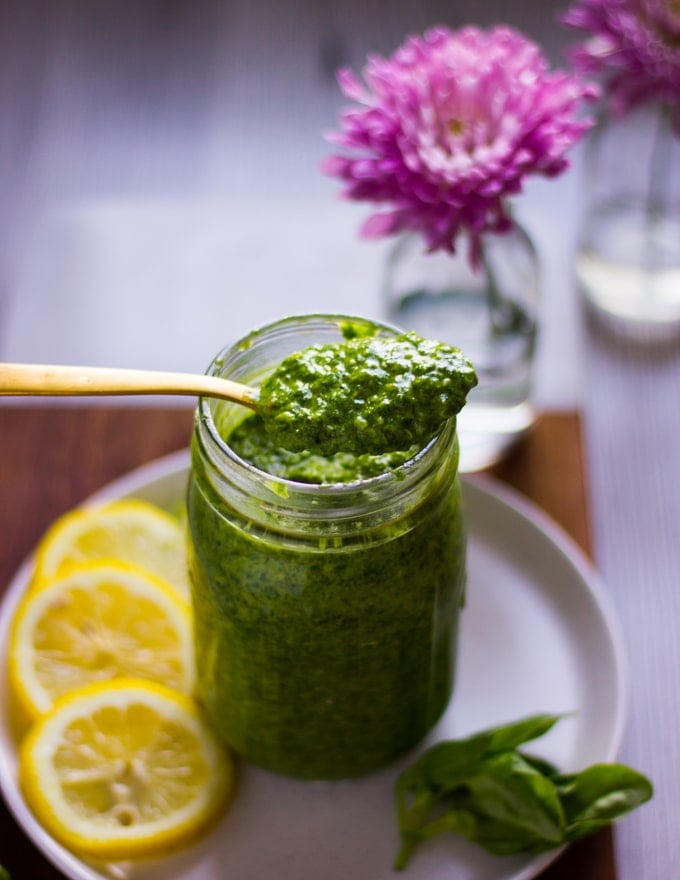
[0, 451, 628, 880]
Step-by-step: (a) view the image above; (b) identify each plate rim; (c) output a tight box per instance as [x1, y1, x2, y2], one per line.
[0, 450, 629, 880]
[464, 470, 630, 763]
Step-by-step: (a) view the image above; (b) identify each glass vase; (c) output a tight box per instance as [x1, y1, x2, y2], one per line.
[576, 104, 680, 344]
[383, 223, 540, 472]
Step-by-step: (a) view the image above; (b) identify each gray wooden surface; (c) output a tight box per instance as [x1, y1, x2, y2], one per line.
[0, 2, 677, 878]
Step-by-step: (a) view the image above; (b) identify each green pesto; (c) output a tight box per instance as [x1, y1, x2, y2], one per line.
[187, 325, 472, 780]
[227, 412, 417, 483]
[188, 439, 466, 780]
[258, 330, 477, 456]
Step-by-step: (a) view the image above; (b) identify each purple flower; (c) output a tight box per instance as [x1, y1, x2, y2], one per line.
[322, 25, 597, 257]
[563, 0, 680, 120]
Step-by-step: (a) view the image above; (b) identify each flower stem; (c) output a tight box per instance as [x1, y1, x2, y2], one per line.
[480, 230, 529, 338]
[648, 105, 673, 216]
[643, 104, 673, 273]
[480, 240, 506, 337]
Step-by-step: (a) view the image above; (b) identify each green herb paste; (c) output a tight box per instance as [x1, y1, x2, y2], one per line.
[227, 413, 416, 482]
[258, 330, 477, 456]
[188, 325, 475, 779]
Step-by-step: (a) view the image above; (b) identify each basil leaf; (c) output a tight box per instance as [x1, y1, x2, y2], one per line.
[394, 807, 477, 870]
[393, 714, 653, 870]
[554, 763, 654, 841]
[437, 809, 560, 856]
[398, 713, 564, 799]
[396, 752, 565, 865]
[463, 752, 565, 849]
[397, 731, 493, 796]
[520, 751, 561, 779]
[484, 713, 566, 754]
[395, 749, 567, 867]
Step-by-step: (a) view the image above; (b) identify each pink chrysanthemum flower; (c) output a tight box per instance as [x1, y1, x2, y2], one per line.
[563, 0, 680, 120]
[322, 25, 597, 257]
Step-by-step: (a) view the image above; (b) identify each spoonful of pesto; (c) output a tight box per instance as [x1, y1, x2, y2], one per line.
[0, 329, 476, 455]
[258, 330, 477, 456]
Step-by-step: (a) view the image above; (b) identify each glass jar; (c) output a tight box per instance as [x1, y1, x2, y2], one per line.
[576, 105, 680, 344]
[187, 314, 467, 780]
[383, 223, 539, 472]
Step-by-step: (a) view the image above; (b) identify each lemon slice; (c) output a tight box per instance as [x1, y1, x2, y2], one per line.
[19, 679, 234, 860]
[32, 499, 189, 599]
[9, 560, 195, 720]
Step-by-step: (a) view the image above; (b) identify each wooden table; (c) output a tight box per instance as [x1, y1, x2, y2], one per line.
[0, 406, 616, 879]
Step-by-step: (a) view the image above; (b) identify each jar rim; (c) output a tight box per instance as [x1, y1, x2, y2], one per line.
[196, 312, 456, 498]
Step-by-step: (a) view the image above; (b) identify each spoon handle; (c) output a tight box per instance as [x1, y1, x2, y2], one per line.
[0, 362, 259, 409]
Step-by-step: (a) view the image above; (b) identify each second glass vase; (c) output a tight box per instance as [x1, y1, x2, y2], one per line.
[383, 223, 540, 472]
[576, 105, 680, 344]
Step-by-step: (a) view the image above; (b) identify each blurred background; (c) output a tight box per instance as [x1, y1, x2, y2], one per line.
[0, 0, 582, 406]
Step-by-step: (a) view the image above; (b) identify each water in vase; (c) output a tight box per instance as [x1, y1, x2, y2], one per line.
[389, 287, 537, 473]
[577, 199, 680, 343]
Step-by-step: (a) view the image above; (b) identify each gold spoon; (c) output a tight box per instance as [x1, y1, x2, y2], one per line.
[0, 362, 260, 409]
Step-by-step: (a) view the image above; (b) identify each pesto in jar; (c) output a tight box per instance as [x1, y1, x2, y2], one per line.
[188, 318, 475, 780]
[227, 412, 417, 482]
